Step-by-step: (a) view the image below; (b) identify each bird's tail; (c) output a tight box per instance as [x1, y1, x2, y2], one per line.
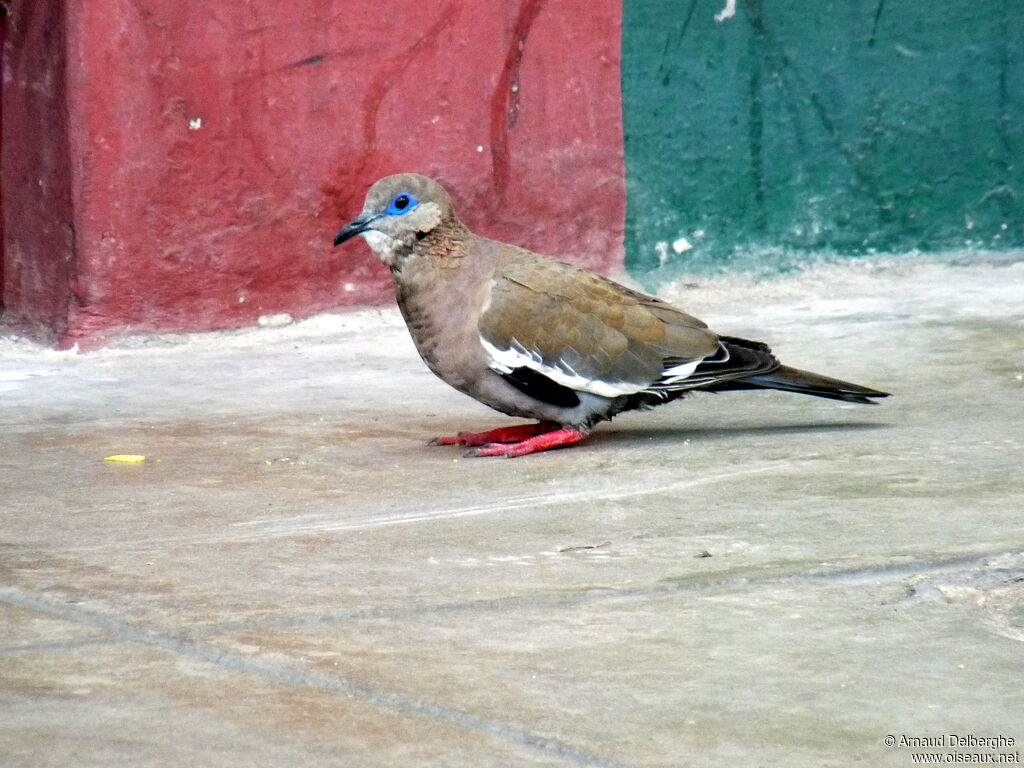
[738, 364, 890, 404]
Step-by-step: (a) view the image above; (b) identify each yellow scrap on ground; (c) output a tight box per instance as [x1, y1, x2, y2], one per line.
[104, 454, 147, 463]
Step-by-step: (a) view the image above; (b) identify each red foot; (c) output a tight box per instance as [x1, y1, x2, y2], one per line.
[429, 422, 556, 447]
[466, 428, 588, 458]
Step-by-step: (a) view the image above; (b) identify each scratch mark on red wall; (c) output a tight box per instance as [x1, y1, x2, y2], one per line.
[489, 0, 545, 199]
[321, 4, 460, 219]
[361, 4, 460, 162]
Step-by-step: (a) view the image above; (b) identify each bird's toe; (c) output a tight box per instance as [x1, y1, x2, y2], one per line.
[428, 434, 465, 446]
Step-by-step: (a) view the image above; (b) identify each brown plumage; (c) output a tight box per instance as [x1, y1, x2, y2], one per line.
[334, 173, 889, 457]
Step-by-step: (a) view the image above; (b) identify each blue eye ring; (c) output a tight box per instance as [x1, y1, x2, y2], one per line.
[385, 192, 418, 216]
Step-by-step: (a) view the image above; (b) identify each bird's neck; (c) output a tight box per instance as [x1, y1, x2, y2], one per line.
[392, 217, 471, 276]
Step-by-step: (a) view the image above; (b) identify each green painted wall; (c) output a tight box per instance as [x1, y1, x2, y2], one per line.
[622, 0, 1024, 277]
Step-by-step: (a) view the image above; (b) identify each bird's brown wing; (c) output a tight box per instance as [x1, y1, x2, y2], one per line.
[478, 257, 720, 397]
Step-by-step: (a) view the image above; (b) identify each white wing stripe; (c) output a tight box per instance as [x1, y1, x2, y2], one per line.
[659, 360, 701, 384]
[480, 336, 643, 398]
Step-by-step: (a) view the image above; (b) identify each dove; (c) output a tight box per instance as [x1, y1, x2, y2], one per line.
[334, 173, 889, 457]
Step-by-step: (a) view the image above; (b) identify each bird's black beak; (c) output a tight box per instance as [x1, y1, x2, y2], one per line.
[334, 212, 381, 247]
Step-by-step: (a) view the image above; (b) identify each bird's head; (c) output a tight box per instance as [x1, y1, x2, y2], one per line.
[334, 173, 456, 266]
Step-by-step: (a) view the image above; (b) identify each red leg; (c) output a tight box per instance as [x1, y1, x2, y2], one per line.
[466, 428, 589, 458]
[429, 422, 557, 447]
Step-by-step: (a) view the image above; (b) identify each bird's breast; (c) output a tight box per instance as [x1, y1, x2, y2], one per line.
[393, 264, 492, 394]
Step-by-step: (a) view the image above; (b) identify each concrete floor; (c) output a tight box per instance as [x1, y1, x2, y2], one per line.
[1, 258, 1023, 767]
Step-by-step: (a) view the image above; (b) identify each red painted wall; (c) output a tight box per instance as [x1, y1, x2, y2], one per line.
[1, 2, 76, 343]
[1, 0, 625, 348]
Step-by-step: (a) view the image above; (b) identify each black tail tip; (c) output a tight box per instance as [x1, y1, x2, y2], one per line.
[743, 367, 892, 405]
[842, 390, 890, 405]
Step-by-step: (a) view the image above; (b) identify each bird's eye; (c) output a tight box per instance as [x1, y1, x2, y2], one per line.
[386, 193, 417, 215]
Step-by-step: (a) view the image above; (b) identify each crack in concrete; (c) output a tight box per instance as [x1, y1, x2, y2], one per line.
[4, 550, 1020, 762]
[0, 585, 639, 768]
[179, 548, 1024, 637]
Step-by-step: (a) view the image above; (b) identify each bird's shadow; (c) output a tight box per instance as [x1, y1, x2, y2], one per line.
[593, 420, 890, 447]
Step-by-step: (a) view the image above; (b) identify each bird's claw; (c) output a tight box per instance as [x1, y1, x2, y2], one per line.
[427, 435, 465, 447]
[464, 429, 589, 458]
[430, 423, 556, 448]
[433, 424, 586, 457]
